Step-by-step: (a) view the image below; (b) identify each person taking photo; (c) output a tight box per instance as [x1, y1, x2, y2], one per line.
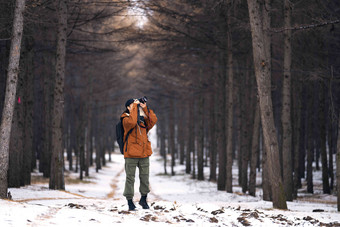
[121, 97, 157, 211]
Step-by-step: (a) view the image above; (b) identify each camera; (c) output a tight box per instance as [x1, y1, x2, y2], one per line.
[138, 96, 148, 104]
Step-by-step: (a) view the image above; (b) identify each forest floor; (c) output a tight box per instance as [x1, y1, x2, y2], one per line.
[1, 150, 340, 227]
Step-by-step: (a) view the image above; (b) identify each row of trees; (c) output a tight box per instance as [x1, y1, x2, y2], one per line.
[0, 0, 339, 211]
[135, 0, 340, 210]
[0, 0, 138, 196]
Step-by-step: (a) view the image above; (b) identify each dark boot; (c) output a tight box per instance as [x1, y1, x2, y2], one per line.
[139, 195, 149, 209]
[127, 199, 136, 211]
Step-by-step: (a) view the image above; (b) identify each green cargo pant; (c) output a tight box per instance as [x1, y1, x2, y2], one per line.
[123, 157, 150, 200]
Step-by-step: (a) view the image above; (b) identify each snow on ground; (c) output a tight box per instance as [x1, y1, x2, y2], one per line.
[1, 151, 339, 227]
[1, 127, 339, 226]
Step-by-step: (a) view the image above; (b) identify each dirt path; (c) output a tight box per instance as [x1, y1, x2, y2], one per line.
[105, 161, 164, 203]
[28, 206, 62, 227]
[149, 185, 164, 201]
[107, 167, 125, 199]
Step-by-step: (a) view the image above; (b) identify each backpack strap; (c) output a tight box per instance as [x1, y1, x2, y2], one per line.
[121, 116, 134, 153]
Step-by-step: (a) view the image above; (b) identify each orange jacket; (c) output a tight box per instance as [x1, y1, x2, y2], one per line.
[121, 103, 157, 158]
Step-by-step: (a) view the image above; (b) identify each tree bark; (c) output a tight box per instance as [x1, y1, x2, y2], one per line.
[292, 76, 302, 199]
[262, 137, 272, 201]
[160, 117, 167, 175]
[49, 0, 67, 190]
[240, 71, 251, 194]
[169, 99, 175, 176]
[108, 136, 112, 162]
[8, 67, 24, 187]
[22, 36, 34, 185]
[217, 52, 226, 191]
[9, 36, 29, 187]
[95, 137, 101, 172]
[329, 67, 336, 194]
[101, 139, 106, 167]
[337, 111, 340, 211]
[79, 125, 85, 180]
[247, 0, 287, 209]
[249, 103, 260, 196]
[319, 81, 330, 194]
[209, 92, 216, 182]
[67, 124, 73, 170]
[187, 97, 194, 175]
[179, 107, 185, 165]
[225, 21, 234, 193]
[197, 93, 204, 181]
[299, 87, 307, 179]
[235, 76, 242, 187]
[192, 98, 196, 180]
[77, 104, 85, 178]
[0, 0, 26, 198]
[41, 56, 52, 178]
[85, 78, 93, 176]
[328, 120, 334, 191]
[307, 83, 314, 194]
[281, 0, 293, 201]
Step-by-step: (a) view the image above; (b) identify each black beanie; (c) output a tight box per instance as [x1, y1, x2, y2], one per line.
[125, 99, 134, 108]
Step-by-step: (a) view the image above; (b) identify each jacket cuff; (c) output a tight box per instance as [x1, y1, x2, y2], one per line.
[131, 103, 138, 115]
[142, 106, 149, 114]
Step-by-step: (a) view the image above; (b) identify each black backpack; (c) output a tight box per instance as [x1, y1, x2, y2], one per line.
[116, 117, 133, 154]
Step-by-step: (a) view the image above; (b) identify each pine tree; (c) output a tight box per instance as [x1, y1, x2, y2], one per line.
[49, 0, 67, 190]
[0, 0, 26, 198]
[247, 0, 288, 209]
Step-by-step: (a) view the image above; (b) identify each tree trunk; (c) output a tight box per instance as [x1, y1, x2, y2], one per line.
[85, 78, 93, 176]
[319, 81, 330, 194]
[67, 124, 73, 170]
[100, 116, 105, 167]
[95, 137, 101, 172]
[238, 77, 244, 188]
[235, 76, 242, 187]
[179, 107, 185, 165]
[192, 98, 196, 180]
[79, 127, 85, 180]
[262, 137, 272, 201]
[204, 126, 209, 168]
[281, 0, 293, 201]
[240, 71, 251, 194]
[292, 77, 302, 199]
[328, 67, 335, 191]
[9, 36, 29, 187]
[169, 100, 175, 176]
[328, 123, 334, 190]
[0, 0, 26, 198]
[247, 0, 287, 209]
[249, 103, 260, 196]
[307, 83, 314, 193]
[209, 92, 217, 182]
[8, 66, 24, 187]
[197, 93, 204, 181]
[217, 52, 226, 191]
[160, 118, 167, 175]
[337, 111, 340, 211]
[299, 87, 307, 180]
[22, 36, 34, 185]
[225, 22, 234, 193]
[41, 57, 52, 177]
[78, 106, 86, 178]
[49, 0, 67, 190]
[108, 136, 112, 162]
[315, 136, 320, 171]
[187, 97, 194, 175]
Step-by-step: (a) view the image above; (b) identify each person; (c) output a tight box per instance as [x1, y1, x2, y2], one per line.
[121, 98, 157, 211]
